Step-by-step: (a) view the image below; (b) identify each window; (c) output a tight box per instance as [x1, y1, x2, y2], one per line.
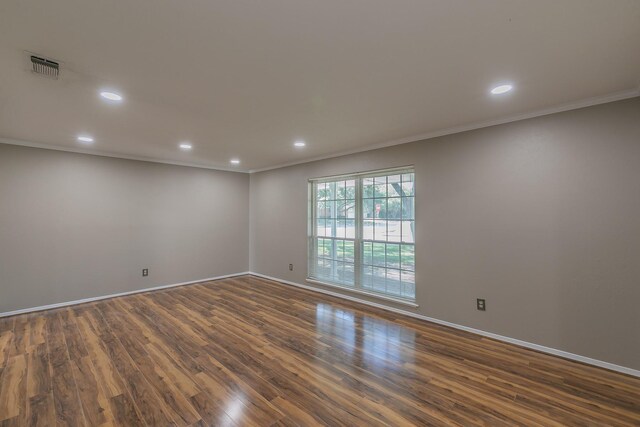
[308, 167, 415, 302]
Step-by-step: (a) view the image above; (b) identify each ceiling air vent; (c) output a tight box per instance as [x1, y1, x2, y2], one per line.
[30, 55, 59, 79]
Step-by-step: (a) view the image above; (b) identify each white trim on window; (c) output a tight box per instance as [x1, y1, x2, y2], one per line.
[308, 166, 416, 302]
[306, 278, 419, 307]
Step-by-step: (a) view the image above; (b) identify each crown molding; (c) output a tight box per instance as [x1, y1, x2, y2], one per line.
[2, 89, 638, 174]
[0, 137, 250, 173]
[249, 88, 640, 173]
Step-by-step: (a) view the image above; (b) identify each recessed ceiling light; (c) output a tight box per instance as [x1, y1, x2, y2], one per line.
[77, 135, 94, 143]
[294, 140, 306, 148]
[100, 91, 123, 102]
[230, 159, 240, 165]
[490, 84, 513, 95]
[179, 142, 192, 150]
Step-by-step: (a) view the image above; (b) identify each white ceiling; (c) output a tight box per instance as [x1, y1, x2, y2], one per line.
[1, 0, 639, 172]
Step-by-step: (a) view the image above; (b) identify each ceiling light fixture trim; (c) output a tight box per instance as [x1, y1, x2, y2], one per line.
[100, 91, 124, 102]
[77, 135, 94, 143]
[491, 84, 514, 95]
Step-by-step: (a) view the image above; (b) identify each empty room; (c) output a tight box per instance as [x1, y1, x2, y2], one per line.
[1, 1, 640, 426]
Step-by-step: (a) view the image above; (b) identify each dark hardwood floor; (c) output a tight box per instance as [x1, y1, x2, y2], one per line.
[0, 275, 639, 426]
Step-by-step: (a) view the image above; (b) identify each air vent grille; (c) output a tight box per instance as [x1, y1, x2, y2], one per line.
[30, 55, 59, 79]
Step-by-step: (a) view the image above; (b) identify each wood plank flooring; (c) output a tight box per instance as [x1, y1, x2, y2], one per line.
[0, 275, 639, 426]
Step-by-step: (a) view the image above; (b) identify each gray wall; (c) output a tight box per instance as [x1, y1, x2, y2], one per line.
[250, 97, 640, 370]
[0, 145, 249, 313]
[2, 97, 639, 370]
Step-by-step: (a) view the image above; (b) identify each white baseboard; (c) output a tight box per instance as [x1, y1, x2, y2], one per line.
[248, 272, 640, 378]
[0, 272, 250, 318]
[3, 270, 637, 378]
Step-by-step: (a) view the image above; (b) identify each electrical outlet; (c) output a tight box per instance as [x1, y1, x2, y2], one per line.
[142, 268, 149, 277]
[289, 264, 293, 271]
[477, 298, 486, 311]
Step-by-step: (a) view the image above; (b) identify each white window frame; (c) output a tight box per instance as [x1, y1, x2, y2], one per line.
[307, 166, 417, 306]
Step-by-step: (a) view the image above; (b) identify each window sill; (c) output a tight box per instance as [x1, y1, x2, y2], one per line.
[306, 278, 419, 308]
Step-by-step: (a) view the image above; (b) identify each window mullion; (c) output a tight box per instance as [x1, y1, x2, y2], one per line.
[309, 181, 317, 278]
[354, 176, 363, 289]
[309, 168, 415, 302]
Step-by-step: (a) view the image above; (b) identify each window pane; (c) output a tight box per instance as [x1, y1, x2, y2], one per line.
[317, 201, 327, 218]
[336, 218, 346, 239]
[401, 245, 415, 271]
[326, 182, 336, 200]
[316, 183, 326, 200]
[401, 181, 414, 196]
[345, 219, 356, 238]
[402, 220, 415, 243]
[327, 200, 336, 218]
[363, 242, 373, 265]
[387, 175, 402, 197]
[374, 220, 387, 241]
[387, 198, 401, 219]
[336, 181, 345, 199]
[323, 218, 332, 237]
[387, 220, 402, 242]
[372, 267, 386, 292]
[335, 240, 344, 260]
[316, 257, 330, 276]
[372, 242, 386, 267]
[401, 271, 415, 299]
[374, 199, 387, 219]
[363, 198, 374, 220]
[336, 200, 346, 218]
[345, 180, 356, 199]
[401, 197, 414, 219]
[362, 266, 373, 290]
[363, 178, 375, 198]
[318, 239, 333, 258]
[335, 261, 344, 281]
[342, 263, 355, 284]
[401, 270, 415, 299]
[344, 240, 355, 263]
[402, 173, 413, 183]
[362, 220, 374, 240]
[310, 169, 415, 301]
[345, 205, 355, 219]
[386, 269, 401, 296]
[386, 244, 400, 269]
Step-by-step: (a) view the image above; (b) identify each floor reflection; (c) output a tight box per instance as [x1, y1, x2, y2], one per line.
[315, 303, 356, 358]
[225, 394, 245, 421]
[315, 303, 416, 375]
